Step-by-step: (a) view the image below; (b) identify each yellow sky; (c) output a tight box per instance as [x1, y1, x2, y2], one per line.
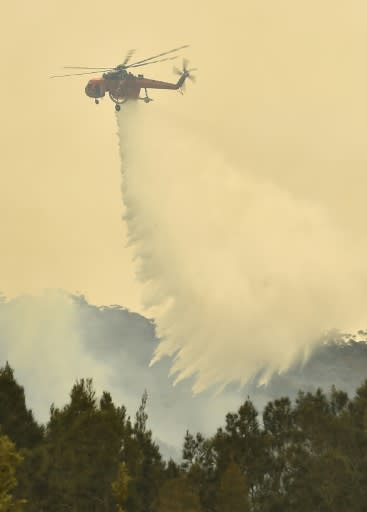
[1, 1, 367, 312]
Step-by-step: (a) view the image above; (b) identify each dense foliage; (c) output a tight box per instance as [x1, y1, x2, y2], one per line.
[1, 362, 366, 512]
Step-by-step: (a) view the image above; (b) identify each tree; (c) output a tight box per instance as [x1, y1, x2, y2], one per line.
[154, 476, 202, 512]
[0, 434, 26, 512]
[134, 390, 148, 433]
[36, 379, 128, 512]
[349, 379, 367, 430]
[0, 363, 43, 449]
[164, 458, 181, 479]
[123, 391, 164, 512]
[216, 460, 249, 512]
[112, 463, 130, 512]
[260, 397, 295, 511]
[213, 399, 266, 501]
[345, 380, 367, 510]
[15, 442, 50, 512]
[181, 431, 216, 512]
[275, 387, 360, 512]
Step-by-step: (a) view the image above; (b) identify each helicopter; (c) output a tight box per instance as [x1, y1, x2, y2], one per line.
[50, 45, 196, 111]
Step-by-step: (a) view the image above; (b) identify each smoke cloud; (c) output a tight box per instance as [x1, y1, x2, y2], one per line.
[0, 291, 112, 422]
[117, 103, 367, 393]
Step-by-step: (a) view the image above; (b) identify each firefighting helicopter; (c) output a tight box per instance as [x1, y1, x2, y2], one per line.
[50, 45, 196, 111]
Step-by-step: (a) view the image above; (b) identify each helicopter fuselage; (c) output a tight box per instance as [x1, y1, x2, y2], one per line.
[85, 72, 187, 104]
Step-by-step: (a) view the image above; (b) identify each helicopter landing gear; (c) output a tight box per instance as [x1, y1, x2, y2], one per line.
[95, 99, 99, 105]
[115, 104, 121, 112]
[143, 87, 153, 103]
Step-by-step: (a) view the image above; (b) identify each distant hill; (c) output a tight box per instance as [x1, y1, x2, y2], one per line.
[0, 292, 366, 460]
[244, 337, 367, 412]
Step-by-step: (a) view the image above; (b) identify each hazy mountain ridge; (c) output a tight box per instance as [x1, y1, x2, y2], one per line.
[76, 296, 367, 398]
[244, 338, 367, 414]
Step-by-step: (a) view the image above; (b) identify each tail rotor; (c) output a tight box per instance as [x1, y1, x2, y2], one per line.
[174, 59, 197, 91]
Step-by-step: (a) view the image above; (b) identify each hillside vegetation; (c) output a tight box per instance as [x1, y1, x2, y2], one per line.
[1, 362, 367, 512]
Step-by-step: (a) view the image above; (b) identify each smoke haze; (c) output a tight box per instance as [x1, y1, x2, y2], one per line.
[117, 102, 367, 393]
[0, 291, 112, 422]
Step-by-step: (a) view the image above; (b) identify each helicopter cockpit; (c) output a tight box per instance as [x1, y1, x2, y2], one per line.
[85, 80, 104, 98]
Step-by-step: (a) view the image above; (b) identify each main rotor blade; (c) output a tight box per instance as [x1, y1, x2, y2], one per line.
[127, 44, 189, 68]
[121, 49, 136, 66]
[63, 66, 113, 70]
[50, 70, 107, 78]
[129, 56, 178, 69]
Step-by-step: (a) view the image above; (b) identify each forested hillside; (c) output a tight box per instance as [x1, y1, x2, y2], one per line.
[1, 362, 366, 512]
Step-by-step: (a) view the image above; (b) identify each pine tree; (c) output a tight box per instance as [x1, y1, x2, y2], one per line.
[123, 391, 164, 512]
[0, 363, 43, 449]
[261, 397, 295, 509]
[0, 434, 26, 512]
[214, 399, 266, 498]
[112, 463, 130, 512]
[40, 379, 127, 512]
[181, 431, 216, 512]
[216, 460, 249, 512]
[154, 476, 202, 512]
